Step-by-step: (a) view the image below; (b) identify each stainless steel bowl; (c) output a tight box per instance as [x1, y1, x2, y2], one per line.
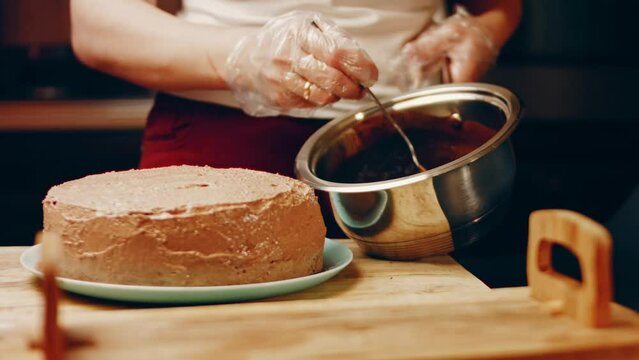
[295, 83, 522, 260]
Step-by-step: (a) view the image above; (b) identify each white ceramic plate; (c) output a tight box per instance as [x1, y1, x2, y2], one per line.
[20, 238, 352, 304]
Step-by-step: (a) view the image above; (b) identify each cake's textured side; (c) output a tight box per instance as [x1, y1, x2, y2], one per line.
[42, 168, 326, 286]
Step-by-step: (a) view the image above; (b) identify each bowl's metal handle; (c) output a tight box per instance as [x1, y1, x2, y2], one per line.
[527, 209, 612, 328]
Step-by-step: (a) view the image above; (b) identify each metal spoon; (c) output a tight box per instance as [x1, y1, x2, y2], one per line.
[363, 87, 426, 172]
[309, 20, 425, 172]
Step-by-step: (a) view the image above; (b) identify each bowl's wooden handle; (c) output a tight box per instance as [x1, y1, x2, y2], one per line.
[527, 209, 612, 328]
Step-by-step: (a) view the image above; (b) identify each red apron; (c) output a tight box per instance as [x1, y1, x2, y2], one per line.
[140, 93, 342, 236]
[140, 93, 325, 176]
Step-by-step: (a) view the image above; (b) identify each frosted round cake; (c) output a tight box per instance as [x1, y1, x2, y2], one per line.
[42, 166, 326, 286]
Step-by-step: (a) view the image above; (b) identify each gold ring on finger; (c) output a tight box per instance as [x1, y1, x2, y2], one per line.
[303, 81, 312, 101]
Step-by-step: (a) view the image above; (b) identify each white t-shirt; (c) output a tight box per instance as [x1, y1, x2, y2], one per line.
[172, 0, 445, 119]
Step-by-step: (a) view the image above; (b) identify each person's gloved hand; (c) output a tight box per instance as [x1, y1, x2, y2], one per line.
[225, 11, 378, 117]
[393, 6, 498, 91]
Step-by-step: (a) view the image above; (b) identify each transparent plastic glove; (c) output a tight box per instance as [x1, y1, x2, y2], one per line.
[225, 11, 378, 117]
[392, 6, 498, 90]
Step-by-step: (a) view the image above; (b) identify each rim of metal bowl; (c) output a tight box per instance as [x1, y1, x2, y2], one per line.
[295, 83, 522, 193]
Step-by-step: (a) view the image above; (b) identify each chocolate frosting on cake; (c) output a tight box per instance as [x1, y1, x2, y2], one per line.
[43, 166, 326, 286]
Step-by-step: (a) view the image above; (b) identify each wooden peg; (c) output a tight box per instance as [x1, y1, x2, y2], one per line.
[29, 232, 94, 358]
[527, 210, 612, 328]
[35, 231, 66, 360]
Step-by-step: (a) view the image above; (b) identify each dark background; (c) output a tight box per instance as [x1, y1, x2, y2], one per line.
[1, 1, 638, 308]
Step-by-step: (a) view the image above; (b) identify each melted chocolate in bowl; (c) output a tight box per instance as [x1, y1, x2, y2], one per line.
[331, 116, 498, 183]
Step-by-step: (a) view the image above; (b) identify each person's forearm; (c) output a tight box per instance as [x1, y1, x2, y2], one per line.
[457, 0, 522, 48]
[71, 0, 252, 91]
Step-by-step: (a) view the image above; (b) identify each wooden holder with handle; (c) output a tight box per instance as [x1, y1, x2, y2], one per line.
[527, 209, 613, 328]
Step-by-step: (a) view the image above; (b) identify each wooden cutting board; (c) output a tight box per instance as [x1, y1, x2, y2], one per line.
[0, 241, 488, 317]
[1, 211, 638, 359]
[2, 287, 639, 359]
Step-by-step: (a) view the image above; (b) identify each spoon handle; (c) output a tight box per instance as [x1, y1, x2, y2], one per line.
[363, 87, 426, 172]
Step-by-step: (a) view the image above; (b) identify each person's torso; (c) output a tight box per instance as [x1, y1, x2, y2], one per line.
[172, 0, 445, 119]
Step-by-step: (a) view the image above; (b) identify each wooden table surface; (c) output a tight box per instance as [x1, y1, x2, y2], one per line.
[0, 240, 488, 324]
[2, 241, 639, 359]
